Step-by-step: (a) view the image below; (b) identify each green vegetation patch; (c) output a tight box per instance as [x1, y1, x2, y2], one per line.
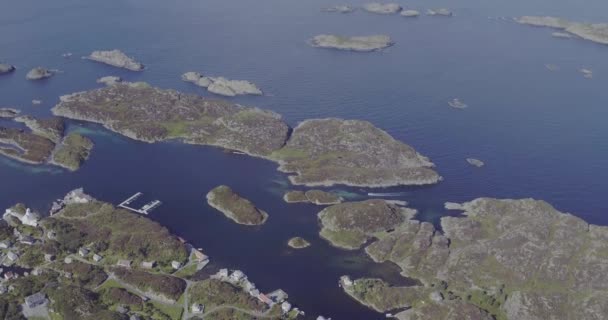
[189, 279, 265, 312]
[347, 278, 424, 312]
[47, 201, 188, 266]
[52, 132, 94, 171]
[207, 185, 268, 225]
[113, 268, 186, 302]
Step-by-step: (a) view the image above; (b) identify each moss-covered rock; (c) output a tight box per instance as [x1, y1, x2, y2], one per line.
[206, 185, 268, 225]
[287, 237, 311, 249]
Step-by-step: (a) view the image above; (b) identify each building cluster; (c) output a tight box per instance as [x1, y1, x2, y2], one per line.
[211, 268, 303, 316]
[49, 187, 94, 215]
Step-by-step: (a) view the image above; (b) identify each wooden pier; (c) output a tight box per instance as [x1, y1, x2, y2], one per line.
[118, 192, 161, 215]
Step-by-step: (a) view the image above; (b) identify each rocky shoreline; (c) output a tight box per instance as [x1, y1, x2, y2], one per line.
[206, 185, 269, 225]
[51, 84, 440, 187]
[182, 71, 263, 97]
[329, 198, 608, 319]
[515, 16, 608, 45]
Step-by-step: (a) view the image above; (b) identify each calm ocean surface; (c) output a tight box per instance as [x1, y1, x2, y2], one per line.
[1, 0, 608, 318]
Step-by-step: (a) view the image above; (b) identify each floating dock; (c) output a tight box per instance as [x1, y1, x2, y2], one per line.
[118, 192, 161, 215]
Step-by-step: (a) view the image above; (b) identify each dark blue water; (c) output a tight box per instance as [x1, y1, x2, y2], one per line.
[1, 0, 608, 318]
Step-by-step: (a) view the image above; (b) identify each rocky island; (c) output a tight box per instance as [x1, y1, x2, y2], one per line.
[25, 67, 54, 80]
[309, 35, 394, 52]
[287, 237, 311, 249]
[0, 62, 15, 75]
[96, 75, 122, 86]
[0, 189, 302, 319]
[271, 119, 440, 187]
[427, 8, 453, 16]
[330, 198, 608, 319]
[206, 185, 269, 225]
[515, 16, 608, 45]
[0, 107, 20, 118]
[182, 72, 263, 97]
[52, 82, 289, 158]
[323, 5, 355, 13]
[363, 3, 402, 14]
[466, 158, 484, 167]
[283, 190, 343, 205]
[401, 10, 420, 17]
[86, 49, 144, 71]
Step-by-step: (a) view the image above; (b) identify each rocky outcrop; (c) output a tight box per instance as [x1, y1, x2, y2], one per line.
[466, 158, 484, 167]
[271, 118, 440, 187]
[448, 98, 467, 109]
[86, 49, 144, 71]
[181, 72, 262, 97]
[287, 237, 311, 249]
[401, 10, 420, 17]
[26, 67, 54, 80]
[96, 76, 122, 86]
[426, 8, 453, 16]
[363, 3, 402, 14]
[51, 82, 289, 157]
[206, 185, 268, 225]
[323, 5, 355, 13]
[0, 108, 20, 118]
[318, 199, 416, 249]
[309, 35, 394, 52]
[0, 63, 15, 75]
[14, 116, 65, 143]
[284, 190, 343, 205]
[336, 198, 608, 320]
[515, 16, 608, 45]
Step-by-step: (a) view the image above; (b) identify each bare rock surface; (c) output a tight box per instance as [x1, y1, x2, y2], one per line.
[401, 10, 420, 17]
[363, 3, 402, 14]
[26, 67, 54, 80]
[96, 76, 122, 86]
[283, 190, 343, 205]
[86, 49, 144, 71]
[309, 34, 394, 52]
[182, 72, 262, 97]
[323, 5, 355, 13]
[0, 63, 15, 74]
[0, 108, 20, 118]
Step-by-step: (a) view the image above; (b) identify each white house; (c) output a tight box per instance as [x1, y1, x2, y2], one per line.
[171, 261, 182, 269]
[191, 303, 204, 313]
[78, 248, 89, 257]
[117, 260, 132, 268]
[6, 251, 18, 261]
[141, 261, 156, 269]
[93, 254, 103, 262]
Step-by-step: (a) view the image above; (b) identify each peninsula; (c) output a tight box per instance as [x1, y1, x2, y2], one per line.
[0, 189, 303, 319]
[52, 84, 440, 187]
[329, 198, 608, 319]
[309, 35, 394, 52]
[86, 49, 144, 71]
[206, 185, 269, 225]
[515, 16, 608, 45]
